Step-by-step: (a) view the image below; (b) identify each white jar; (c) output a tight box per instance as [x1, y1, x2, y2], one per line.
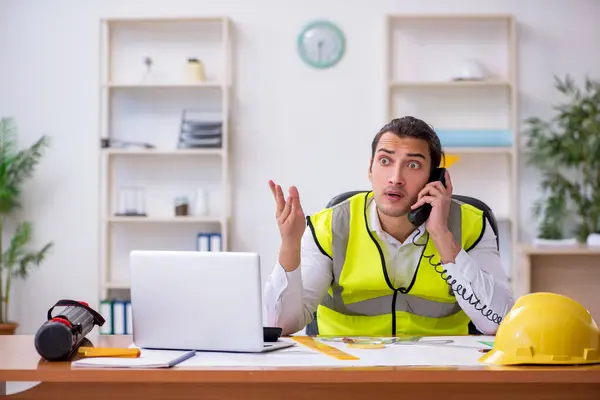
[184, 58, 205, 82]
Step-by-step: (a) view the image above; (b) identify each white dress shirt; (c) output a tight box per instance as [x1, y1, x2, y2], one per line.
[264, 197, 515, 336]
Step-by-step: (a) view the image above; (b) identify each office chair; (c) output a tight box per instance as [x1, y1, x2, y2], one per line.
[305, 190, 499, 336]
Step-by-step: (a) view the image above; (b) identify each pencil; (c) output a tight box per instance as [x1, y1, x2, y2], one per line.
[78, 347, 141, 358]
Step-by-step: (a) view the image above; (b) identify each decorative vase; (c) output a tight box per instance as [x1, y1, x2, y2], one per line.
[0, 321, 18, 335]
[587, 233, 600, 247]
[193, 189, 209, 216]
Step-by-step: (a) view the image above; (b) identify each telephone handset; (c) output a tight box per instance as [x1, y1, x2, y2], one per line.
[406, 166, 503, 326]
[407, 167, 446, 226]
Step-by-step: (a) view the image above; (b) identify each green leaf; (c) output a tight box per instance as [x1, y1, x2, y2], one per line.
[3, 221, 33, 269]
[6, 136, 50, 193]
[13, 242, 53, 279]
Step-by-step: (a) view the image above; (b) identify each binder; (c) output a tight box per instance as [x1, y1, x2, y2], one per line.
[113, 300, 126, 335]
[99, 300, 113, 335]
[197, 232, 222, 251]
[197, 233, 210, 251]
[98, 299, 131, 335]
[209, 233, 222, 252]
[126, 301, 133, 334]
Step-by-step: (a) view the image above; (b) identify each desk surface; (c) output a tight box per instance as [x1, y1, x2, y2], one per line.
[2, 335, 600, 384]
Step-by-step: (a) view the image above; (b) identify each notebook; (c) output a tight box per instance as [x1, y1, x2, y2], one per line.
[71, 348, 196, 369]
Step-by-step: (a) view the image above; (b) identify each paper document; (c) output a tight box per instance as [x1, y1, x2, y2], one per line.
[177, 336, 494, 368]
[72, 348, 196, 369]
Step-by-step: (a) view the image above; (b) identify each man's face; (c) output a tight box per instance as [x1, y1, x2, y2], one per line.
[368, 133, 431, 218]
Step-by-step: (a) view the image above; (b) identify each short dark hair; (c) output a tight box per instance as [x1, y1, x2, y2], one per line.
[371, 116, 444, 171]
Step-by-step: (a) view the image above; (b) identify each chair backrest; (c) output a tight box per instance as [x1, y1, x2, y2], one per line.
[325, 190, 499, 249]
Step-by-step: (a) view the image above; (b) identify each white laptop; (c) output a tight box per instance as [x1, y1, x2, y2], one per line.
[129, 250, 295, 353]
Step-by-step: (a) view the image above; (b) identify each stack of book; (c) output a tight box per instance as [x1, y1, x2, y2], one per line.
[178, 110, 222, 149]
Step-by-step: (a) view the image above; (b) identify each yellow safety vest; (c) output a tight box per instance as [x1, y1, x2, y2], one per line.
[306, 191, 485, 337]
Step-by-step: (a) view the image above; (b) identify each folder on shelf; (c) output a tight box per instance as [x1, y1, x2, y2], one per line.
[210, 233, 222, 252]
[197, 233, 210, 251]
[99, 299, 134, 335]
[113, 300, 126, 335]
[99, 300, 113, 335]
[196, 232, 222, 251]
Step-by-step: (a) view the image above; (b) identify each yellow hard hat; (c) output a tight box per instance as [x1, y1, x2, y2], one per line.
[480, 292, 600, 365]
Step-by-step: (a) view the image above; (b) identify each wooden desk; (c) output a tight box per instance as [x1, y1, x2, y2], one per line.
[2, 335, 600, 399]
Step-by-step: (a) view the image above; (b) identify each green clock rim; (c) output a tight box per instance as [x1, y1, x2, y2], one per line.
[297, 20, 345, 69]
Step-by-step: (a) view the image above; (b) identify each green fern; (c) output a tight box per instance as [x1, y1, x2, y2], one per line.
[523, 75, 600, 241]
[0, 117, 53, 323]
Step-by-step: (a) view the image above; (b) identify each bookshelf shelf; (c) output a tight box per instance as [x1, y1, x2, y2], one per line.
[105, 216, 225, 224]
[390, 80, 511, 88]
[103, 148, 224, 156]
[443, 147, 513, 154]
[103, 82, 225, 89]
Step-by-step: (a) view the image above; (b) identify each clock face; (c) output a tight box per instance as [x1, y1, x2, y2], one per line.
[297, 20, 345, 69]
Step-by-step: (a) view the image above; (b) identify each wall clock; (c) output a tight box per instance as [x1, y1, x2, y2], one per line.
[297, 20, 345, 69]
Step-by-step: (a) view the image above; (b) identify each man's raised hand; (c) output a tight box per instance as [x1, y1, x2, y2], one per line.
[268, 180, 306, 247]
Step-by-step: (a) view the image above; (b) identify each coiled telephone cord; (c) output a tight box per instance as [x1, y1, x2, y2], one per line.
[412, 226, 503, 325]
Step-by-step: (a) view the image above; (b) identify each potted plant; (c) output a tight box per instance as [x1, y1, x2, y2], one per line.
[523, 75, 600, 246]
[0, 117, 53, 334]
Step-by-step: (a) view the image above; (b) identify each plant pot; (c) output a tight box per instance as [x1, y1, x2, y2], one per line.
[0, 321, 18, 335]
[532, 237, 579, 247]
[587, 233, 600, 247]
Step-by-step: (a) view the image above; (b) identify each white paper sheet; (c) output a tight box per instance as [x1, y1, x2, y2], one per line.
[177, 336, 494, 368]
[72, 348, 196, 369]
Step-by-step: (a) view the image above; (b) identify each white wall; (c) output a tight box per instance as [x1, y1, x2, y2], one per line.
[1, 0, 599, 333]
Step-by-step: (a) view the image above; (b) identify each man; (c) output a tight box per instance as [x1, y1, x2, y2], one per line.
[264, 116, 514, 337]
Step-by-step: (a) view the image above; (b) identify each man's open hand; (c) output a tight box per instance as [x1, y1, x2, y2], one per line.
[269, 180, 306, 248]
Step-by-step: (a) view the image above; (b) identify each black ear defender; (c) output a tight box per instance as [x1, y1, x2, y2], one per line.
[407, 167, 446, 226]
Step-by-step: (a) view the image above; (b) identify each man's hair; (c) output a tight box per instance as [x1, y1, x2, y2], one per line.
[370, 116, 444, 171]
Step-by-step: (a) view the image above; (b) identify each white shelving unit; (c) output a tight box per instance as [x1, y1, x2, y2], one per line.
[98, 16, 233, 300]
[385, 14, 520, 292]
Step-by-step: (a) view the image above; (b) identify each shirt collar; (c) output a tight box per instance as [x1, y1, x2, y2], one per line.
[367, 196, 427, 246]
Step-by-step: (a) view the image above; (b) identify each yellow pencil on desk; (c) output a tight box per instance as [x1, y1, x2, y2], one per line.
[78, 347, 141, 358]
